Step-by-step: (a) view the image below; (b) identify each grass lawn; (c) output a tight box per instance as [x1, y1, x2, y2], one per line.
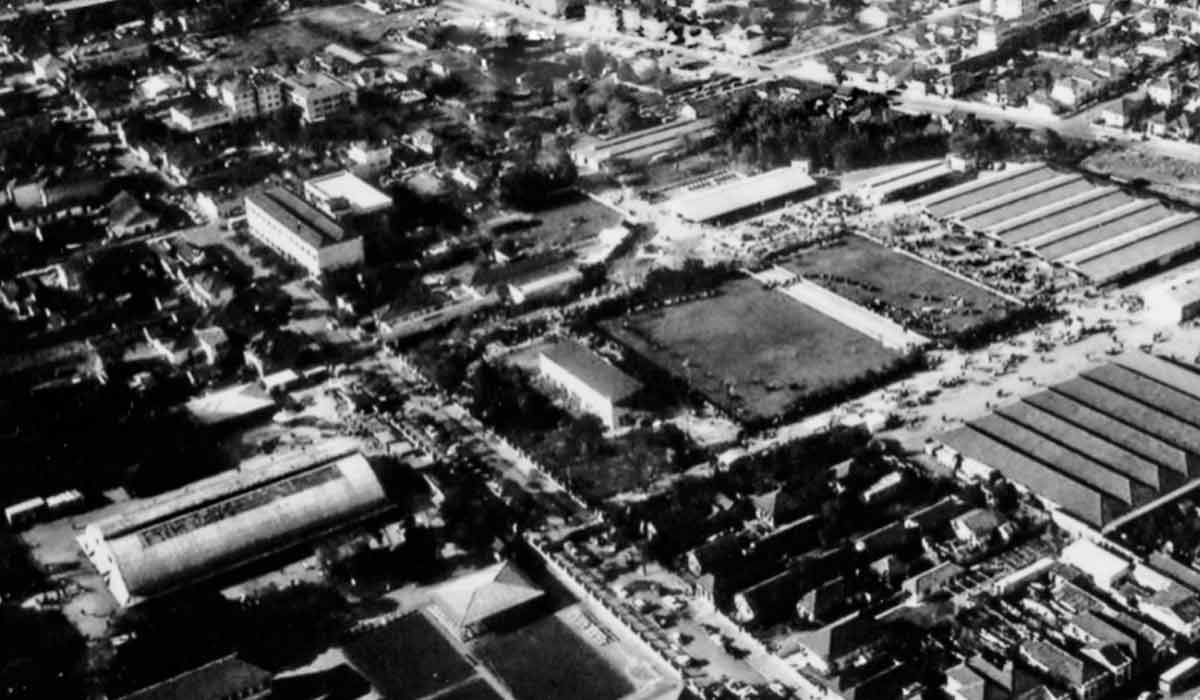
[343, 611, 476, 700]
[602, 277, 905, 425]
[782, 235, 1018, 341]
[474, 615, 634, 700]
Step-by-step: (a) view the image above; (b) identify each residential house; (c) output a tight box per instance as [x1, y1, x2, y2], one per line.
[751, 487, 805, 528]
[902, 561, 963, 600]
[796, 576, 845, 623]
[1145, 110, 1168, 137]
[1140, 585, 1200, 640]
[1147, 77, 1178, 106]
[904, 495, 965, 533]
[944, 662, 1002, 700]
[1019, 639, 1111, 700]
[69, 37, 150, 70]
[951, 508, 1002, 548]
[794, 612, 878, 675]
[106, 191, 160, 238]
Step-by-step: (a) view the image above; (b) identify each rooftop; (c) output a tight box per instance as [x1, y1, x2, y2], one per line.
[245, 187, 350, 249]
[304, 170, 392, 213]
[539, 339, 642, 403]
[435, 561, 543, 629]
[668, 162, 817, 222]
[118, 655, 271, 700]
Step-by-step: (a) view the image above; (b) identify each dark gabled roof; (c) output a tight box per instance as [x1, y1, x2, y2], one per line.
[969, 413, 1146, 505]
[938, 426, 1117, 527]
[1148, 552, 1200, 595]
[996, 400, 1171, 491]
[1082, 364, 1200, 431]
[1020, 639, 1104, 687]
[1072, 611, 1136, 654]
[245, 187, 348, 249]
[108, 191, 159, 229]
[1023, 390, 1192, 478]
[751, 487, 805, 525]
[1148, 585, 1200, 622]
[1118, 354, 1200, 402]
[539, 340, 641, 403]
[798, 612, 877, 664]
[118, 655, 271, 700]
[1052, 378, 1200, 457]
[688, 532, 743, 574]
[797, 575, 845, 621]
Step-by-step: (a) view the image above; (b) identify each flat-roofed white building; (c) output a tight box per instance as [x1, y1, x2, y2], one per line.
[244, 187, 364, 277]
[1144, 273, 1200, 324]
[282, 71, 357, 123]
[303, 170, 392, 219]
[538, 340, 641, 428]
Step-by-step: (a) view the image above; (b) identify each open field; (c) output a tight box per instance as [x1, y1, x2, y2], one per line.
[343, 611, 476, 700]
[602, 278, 907, 425]
[474, 614, 634, 700]
[781, 235, 1019, 342]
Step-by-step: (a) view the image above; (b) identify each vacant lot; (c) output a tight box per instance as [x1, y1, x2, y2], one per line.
[343, 611, 476, 700]
[782, 235, 1019, 342]
[475, 615, 634, 700]
[602, 278, 906, 425]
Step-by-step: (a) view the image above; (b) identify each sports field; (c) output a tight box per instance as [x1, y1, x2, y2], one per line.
[782, 235, 1018, 342]
[343, 611, 476, 700]
[602, 278, 906, 425]
[475, 615, 634, 700]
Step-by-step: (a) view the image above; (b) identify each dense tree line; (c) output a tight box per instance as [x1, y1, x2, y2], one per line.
[713, 90, 946, 171]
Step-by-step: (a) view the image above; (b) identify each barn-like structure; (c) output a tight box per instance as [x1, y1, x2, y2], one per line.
[78, 441, 393, 605]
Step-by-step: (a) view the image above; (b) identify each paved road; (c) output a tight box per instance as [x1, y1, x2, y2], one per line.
[452, 0, 1200, 164]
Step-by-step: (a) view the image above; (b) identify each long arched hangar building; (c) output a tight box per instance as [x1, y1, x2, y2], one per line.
[78, 441, 394, 606]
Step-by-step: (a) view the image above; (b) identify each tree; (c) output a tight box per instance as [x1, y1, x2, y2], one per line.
[607, 96, 637, 134]
[583, 44, 608, 78]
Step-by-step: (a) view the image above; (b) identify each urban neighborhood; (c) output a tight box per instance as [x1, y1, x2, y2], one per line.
[13, 0, 1200, 697]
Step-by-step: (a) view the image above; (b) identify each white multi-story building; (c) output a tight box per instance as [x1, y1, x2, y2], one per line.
[995, 0, 1037, 19]
[243, 187, 364, 277]
[168, 97, 234, 133]
[538, 340, 641, 428]
[217, 74, 284, 120]
[281, 71, 357, 123]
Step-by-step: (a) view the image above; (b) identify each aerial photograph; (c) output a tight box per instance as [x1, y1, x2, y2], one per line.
[16, 0, 1200, 697]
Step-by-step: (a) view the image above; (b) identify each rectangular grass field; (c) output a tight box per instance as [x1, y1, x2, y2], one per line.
[343, 611, 476, 700]
[602, 277, 905, 424]
[781, 235, 1018, 341]
[474, 615, 634, 700]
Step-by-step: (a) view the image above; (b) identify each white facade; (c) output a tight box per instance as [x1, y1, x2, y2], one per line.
[539, 352, 619, 427]
[168, 101, 234, 133]
[218, 77, 284, 120]
[283, 72, 357, 123]
[995, 0, 1036, 19]
[244, 189, 364, 277]
[303, 170, 392, 217]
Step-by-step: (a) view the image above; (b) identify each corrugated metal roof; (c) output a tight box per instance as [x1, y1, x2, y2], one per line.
[1084, 364, 1200, 430]
[996, 401, 1169, 491]
[99, 449, 388, 599]
[1023, 390, 1192, 477]
[1118, 353, 1200, 403]
[939, 426, 1113, 526]
[669, 163, 817, 222]
[970, 414, 1143, 505]
[1053, 379, 1200, 456]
